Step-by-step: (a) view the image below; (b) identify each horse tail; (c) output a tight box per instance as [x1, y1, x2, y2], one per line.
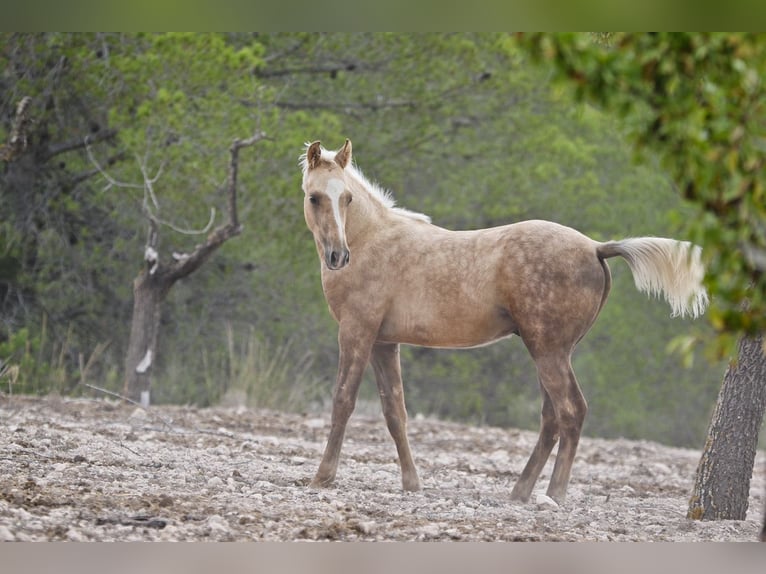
[596, 238, 708, 318]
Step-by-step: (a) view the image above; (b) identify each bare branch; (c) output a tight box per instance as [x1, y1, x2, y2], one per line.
[145, 206, 217, 237]
[134, 152, 219, 237]
[227, 131, 268, 228]
[136, 153, 165, 212]
[85, 140, 216, 237]
[146, 218, 158, 249]
[81, 382, 175, 429]
[67, 151, 127, 188]
[46, 128, 117, 161]
[163, 132, 266, 283]
[85, 138, 144, 191]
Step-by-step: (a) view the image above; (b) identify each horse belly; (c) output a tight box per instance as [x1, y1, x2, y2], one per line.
[378, 302, 517, 349]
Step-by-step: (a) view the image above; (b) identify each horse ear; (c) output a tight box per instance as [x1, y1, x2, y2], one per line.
[306, 141, 322, 170]
[334, 139, 352, 169]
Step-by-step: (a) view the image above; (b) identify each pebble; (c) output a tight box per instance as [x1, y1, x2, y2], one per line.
[207, 476, 224, 488]
[419, 523, 441, 538]
[356, 521, 376, 535]
[206, 515, 229, 532]
[66, 527, 86, 542]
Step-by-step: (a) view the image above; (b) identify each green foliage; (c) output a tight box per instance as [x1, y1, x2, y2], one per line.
[0, 323, 72, 395]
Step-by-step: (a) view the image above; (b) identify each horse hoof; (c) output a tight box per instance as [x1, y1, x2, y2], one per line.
[509, 489, 532, 503]
[403, 480, 421, 492]
[309, 476, 334, 489]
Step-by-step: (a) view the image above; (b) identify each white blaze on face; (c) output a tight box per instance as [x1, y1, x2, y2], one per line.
[325, 178, 346, 237]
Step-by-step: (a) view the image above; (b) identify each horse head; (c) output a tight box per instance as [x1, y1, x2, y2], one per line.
[302, 139, 353, 270]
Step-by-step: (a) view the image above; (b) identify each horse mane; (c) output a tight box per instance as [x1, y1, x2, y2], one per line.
[300, 143, 432, 224]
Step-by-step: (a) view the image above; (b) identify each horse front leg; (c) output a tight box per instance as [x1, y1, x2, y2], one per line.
[370, 342, 420, 491]
[310, 323, 376, 489]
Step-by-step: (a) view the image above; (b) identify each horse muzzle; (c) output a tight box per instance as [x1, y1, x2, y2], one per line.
[325, 247, 350, 270]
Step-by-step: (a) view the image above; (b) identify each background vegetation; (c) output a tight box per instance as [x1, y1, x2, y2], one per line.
[1, 33, 733, 447]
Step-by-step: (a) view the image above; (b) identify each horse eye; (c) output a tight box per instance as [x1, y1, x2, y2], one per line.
[309, 194, 318, 205]
[346, 195, 352, 205]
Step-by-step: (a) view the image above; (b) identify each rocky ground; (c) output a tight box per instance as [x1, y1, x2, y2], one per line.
[0, 395, 763, 542]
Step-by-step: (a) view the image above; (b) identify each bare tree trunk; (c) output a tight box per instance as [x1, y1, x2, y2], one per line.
[688, 335, 766, 521]
[122, 269, 169, 405]
[121, 134, 265, 405]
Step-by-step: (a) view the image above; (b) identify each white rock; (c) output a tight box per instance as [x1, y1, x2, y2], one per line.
[535, 493, 560, 510]
[206, 514, 229, 532]
[67, 527, 87, 541]
[357, 521, 376, 535]
[207, 476, 224, 488]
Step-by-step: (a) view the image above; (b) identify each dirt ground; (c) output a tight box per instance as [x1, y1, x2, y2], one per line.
[0, 395, 763, 542]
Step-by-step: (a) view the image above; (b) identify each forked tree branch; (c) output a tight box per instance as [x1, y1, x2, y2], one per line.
[85, 131, 266, 285]
[163, 132, 267, 284]
[67, 151, 127, 188]
[85, 140, 144, 191]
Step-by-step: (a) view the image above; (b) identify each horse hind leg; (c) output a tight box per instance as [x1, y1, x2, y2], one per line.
[512, 353, 587, 504]
[370, 342, 420, 491]
[510, 382, 559, 502]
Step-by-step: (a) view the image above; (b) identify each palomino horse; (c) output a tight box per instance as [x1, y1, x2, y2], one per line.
[301, 139, 707, 503]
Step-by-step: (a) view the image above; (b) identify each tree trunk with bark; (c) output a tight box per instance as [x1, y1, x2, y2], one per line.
[122, 134, 265, 405]
[687, 335, 766, 522]
[122, 267, 169, 405]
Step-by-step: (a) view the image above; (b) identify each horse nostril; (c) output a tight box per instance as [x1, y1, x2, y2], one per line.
[327, 249, 350, 269]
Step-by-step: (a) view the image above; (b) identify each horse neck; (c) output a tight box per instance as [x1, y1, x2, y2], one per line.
[345, 181, 391, 245]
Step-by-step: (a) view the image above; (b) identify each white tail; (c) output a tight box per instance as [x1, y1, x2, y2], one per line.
[598, 238, 708, 318]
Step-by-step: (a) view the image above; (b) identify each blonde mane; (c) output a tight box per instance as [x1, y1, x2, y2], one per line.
[300, 143, 431, 224]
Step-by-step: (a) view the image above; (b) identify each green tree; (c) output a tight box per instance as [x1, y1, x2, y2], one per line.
[1, 33, 131, 390]
[0, 33, 306, 400]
